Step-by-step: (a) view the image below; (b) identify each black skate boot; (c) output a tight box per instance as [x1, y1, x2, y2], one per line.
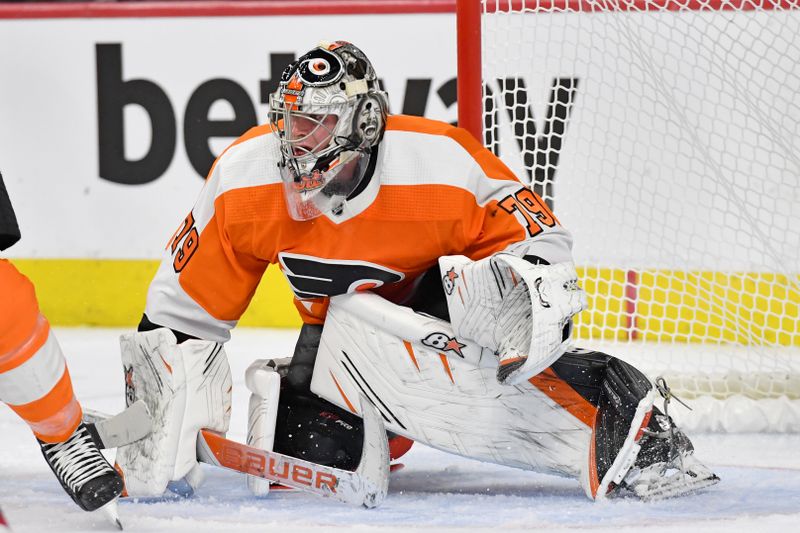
[38, 423, 123, 512]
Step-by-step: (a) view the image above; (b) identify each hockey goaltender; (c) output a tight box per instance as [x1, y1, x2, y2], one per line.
[114, 40, 719, 505]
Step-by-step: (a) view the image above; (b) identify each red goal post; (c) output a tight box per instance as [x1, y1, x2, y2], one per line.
[457, 0, 800, 432]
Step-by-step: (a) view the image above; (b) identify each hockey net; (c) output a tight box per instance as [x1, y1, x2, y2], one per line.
[457, 0, 800, 431]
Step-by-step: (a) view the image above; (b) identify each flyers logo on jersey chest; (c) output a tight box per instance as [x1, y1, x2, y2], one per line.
[278, 253, 404, 299]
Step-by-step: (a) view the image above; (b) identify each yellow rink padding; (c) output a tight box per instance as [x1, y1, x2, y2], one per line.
[10, 259, 302, 328]
[8, 260, 800, 346]
[574, 267, 800, 346]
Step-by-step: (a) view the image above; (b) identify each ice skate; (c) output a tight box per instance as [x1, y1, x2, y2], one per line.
[38, 423, 123, 512]
[618, 379, 720, 501]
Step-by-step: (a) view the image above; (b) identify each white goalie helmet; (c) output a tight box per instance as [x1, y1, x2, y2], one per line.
[268, 41, 389, 221]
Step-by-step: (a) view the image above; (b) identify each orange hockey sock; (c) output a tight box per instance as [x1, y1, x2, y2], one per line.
[0, 260, 82, 443]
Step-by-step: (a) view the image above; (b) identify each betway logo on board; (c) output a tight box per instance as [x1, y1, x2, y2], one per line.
[96, 43, 577, 191]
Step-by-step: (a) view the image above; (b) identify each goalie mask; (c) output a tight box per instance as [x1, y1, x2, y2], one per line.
[269, 41, 389, 221]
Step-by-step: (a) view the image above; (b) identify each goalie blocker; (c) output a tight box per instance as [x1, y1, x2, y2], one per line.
[114, 328, 232, 497]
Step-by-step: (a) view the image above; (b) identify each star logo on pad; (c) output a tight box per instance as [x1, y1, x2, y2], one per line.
[422, 332, 466, 358]
[442, 267, 459, 295]
[443, 338, 466, 358]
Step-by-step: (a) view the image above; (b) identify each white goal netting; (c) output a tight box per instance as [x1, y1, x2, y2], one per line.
[474, 0, 800, 430]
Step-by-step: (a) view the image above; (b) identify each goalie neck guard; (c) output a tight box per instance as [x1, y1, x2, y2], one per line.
[268, 41, 388, 221]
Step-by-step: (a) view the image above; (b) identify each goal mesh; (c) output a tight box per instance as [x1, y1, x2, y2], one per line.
[473, 0, 800, 415]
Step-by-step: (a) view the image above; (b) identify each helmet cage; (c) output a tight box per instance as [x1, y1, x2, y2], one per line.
[268, 42, 388, 220]
[268, 96, 359, 179]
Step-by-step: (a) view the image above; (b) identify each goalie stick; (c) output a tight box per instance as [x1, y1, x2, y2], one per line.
[196, 396, 390, 508]
[85, 397, 390, 508]
[80, 400, 154, 529]
[82, 400, 154, 450]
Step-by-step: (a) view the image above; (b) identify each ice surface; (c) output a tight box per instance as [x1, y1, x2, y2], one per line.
[1, 328, 799, 532]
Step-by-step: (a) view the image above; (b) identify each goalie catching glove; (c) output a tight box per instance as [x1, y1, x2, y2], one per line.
[440, 254, 586, 385]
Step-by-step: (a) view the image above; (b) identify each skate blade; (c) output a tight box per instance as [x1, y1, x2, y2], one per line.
[634, 472, 720, 501]
[99, 499, 123, 530]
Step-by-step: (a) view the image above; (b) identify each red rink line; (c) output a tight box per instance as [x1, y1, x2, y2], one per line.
[0, 0, 795, 20]
[0, 0, 456, 20]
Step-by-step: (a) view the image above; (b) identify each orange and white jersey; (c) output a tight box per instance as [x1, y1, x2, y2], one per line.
[145, 115, 575, 342]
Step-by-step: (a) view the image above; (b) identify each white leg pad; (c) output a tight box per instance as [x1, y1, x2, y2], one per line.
[116, 329, 232, 497]
[245, 359, 281, 496]
[310, 292, 592, 480]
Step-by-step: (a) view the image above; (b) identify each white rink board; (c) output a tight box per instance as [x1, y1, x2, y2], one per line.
[0, 14, 456, 259]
